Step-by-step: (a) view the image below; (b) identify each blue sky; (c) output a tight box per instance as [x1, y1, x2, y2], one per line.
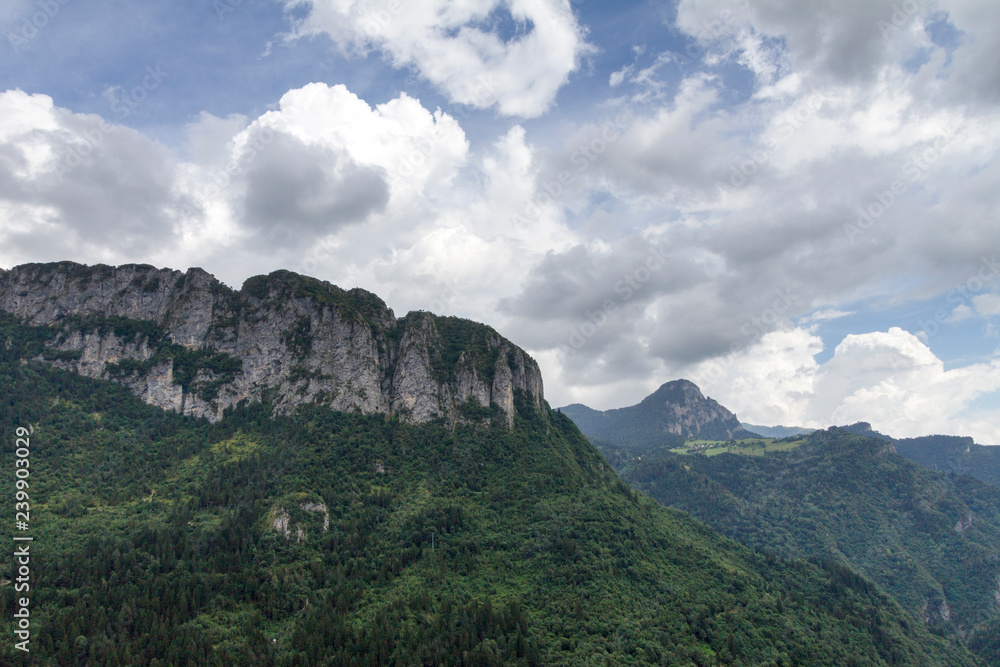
[2, 0, 1000, 442]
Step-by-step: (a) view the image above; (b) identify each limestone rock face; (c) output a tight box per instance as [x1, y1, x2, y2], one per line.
[0, 262, 544, 425]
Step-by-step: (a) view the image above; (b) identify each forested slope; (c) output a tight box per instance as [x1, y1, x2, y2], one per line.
[0, 315, 981, 666]
[605, 429, 1000, 665]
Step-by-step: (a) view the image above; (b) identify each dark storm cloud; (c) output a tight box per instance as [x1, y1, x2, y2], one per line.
[240, 132, 390, 248]
[0, 107, 186, 258]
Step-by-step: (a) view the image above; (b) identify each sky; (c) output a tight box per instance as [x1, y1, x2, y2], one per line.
[1, 0, 999, 444]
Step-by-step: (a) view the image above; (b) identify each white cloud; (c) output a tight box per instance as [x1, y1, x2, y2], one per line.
[609, 65, 633, 88]
[948, 303, 974, 323]
[172, 83, 473, 273]
[0, 90, 189, 265]
[690, 326, 1000, 444]
[973, 293, 1000, 317]
[284, 0, 591, 117]
[800, 308, 856, 324]
[248, 83, 469, 197]
[2, 1, 1000, 450]
[0, 82, 584, 328]
[0, 84, 478, 289]
[689, 328, 822, 427]
[675, 0, 933, 84]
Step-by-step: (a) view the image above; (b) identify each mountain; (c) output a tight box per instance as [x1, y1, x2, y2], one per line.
[604, 427, 1000, 665]
[895, 435, 1000, 489]
[0, 262, 981, 665]
[0, 262, 542, 426]
[560, 379, 758, 451]
[819, 423, 1000, 491]
[741, 423, 817, 438]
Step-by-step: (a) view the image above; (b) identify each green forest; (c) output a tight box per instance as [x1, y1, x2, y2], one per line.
[601, 430, 1000, 666]
[0, 314, 984, 665]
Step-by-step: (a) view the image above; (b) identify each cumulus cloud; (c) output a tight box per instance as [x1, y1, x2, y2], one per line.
[369, 124, 578, 327]
[973, 293, 1000, 317]
[675, 0, 933, 84]
[0, 84, 475, 282]
[173, 82, 472, 268]
[240, 132, 389, 242]
[675, 0, 1000, 106]
[0, 90, 188, 264]
[2, 0, 999, 444]
[689, 327, 1000, 444]
[284, 0, 591, 117]
[498, 0, 1000, 405]
[247, 83, 469, 197]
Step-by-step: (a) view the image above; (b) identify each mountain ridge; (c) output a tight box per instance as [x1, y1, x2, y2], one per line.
[741, 423, 818, 438]
[895, 434, 1000, 489]
[0, 263, 992, 664]
[0, 261, 542, 426]
[595, 424, 1000, 664]
[0, 333, 982, 665]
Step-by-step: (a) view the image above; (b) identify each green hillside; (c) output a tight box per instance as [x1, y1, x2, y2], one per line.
[895, 435, 1000, 490]
[605, 429, 1000, 665]
[0, 317, 981, 666]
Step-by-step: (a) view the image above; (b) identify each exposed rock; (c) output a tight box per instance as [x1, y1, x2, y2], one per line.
[300, 502, 330, 532]
[271, 502, 329, 540]
[0, 262, 544, 426]
[955, 513, 974, 534]
[921, 598, 952, 626]
[877, 441, 898, 457]
[271, 509, 296, 541]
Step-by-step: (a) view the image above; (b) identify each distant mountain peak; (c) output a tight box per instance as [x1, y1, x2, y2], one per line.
[643, 379, 704, 402]
[559, 379, 756, 449]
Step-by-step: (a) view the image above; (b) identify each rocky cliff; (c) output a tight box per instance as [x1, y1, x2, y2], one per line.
[0, 262, 543, 426]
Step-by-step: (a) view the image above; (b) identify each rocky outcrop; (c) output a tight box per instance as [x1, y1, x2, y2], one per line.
[921, 598, 953, 626]
[637, 380, 748, 439]
[0, 262, 543, 426]
[270, 501, 331, 541]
